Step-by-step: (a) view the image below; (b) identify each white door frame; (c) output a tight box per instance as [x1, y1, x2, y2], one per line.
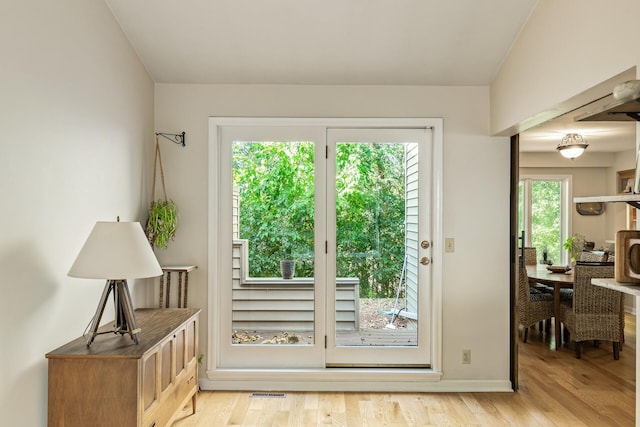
[206, 117, 444, 390]
[325, 127, 433, 367]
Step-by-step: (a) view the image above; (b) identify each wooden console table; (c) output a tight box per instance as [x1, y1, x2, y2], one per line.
[159, 265, 197, 308]
[46, 308, 200, 427]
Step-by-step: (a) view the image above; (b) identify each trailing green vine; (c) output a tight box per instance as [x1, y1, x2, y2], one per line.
[146, 199, 178, 249]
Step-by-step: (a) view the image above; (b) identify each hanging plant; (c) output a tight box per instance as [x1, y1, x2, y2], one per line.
[146, 199, 178, 249]
[145, 136, 179, 249]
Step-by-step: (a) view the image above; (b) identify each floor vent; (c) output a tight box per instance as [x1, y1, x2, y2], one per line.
[250, 392, 286, 398]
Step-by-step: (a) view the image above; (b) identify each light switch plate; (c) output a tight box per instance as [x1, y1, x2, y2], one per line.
[445, 238, 455, 253]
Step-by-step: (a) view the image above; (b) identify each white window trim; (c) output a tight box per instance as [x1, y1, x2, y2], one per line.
[205, 117, 449, 391]
[520, 174, 572, 265]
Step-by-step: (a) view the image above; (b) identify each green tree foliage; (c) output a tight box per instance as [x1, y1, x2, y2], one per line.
[336, 143, 405, 297]
[233, 141, 406, 298]
[233, 141, 315, 277]
[530, 180, 562, 263]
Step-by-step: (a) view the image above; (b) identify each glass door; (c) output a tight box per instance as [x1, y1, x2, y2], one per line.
[326, 128, 432, 367]
[217, 125, 326, 369]
[213, 120, 437, 370]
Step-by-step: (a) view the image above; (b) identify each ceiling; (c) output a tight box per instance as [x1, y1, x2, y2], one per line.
[105, 0, 537, 86]
[104, 0, 635, 153]
[518, 96, 637, 154]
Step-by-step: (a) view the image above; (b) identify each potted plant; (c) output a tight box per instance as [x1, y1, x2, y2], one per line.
[563, 233, 585, 264]
[146, 199, 178, 249]
[279, 241, 295, 279]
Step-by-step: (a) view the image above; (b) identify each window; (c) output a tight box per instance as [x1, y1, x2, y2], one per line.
[519, 175, 572, 265]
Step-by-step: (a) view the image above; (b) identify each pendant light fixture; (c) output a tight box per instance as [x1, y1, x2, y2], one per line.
[557, 133, 588, 159]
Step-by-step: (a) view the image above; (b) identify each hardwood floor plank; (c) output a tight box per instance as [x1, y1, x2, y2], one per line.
[225, 391, 251, 425]
[344, 392, 366, 426]
[283, 393, 306, 427]
[394, 394, 431, 426]
[173, 314, 636, 426]
[317, 396, 335, 425]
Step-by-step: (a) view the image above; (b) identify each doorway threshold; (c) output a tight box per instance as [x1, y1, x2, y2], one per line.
[203, 367, 445, 392]
[201, 367, 512, 392]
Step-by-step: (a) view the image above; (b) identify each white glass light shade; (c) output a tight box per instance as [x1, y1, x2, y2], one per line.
[558, 145, 587, 159]
[557, 133, 588, 159]
[68, 221, 163, 280]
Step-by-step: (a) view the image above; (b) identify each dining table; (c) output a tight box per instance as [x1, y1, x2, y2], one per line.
[526, 264, 574, 350]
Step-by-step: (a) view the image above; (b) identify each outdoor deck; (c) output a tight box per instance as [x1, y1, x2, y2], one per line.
[337, 329, 418, 346]
[232, 328, 418, 347]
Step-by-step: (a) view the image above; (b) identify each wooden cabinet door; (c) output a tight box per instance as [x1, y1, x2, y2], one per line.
[186, 318, 197, 364]
[175, 326, 186, 376]
[141, 350, 159, 426]
[160, 337, 175, 393]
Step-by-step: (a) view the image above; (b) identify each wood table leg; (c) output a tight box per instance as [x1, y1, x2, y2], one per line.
[554, 284, 561, 350]
[159, 274, 165, 309]
[166, 272, 172, 308]
[178, 271, 183, 308]
[184, 272, 190, 308]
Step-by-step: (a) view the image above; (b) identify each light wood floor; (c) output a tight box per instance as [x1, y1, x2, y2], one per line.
[173, 315, 636, 426]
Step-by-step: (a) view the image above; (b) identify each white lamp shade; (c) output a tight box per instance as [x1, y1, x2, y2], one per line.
[68, 221, 163, 280]
[558, 145, 587, 159]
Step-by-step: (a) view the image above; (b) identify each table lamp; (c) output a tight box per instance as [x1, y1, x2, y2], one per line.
[68, 219, 163, 347]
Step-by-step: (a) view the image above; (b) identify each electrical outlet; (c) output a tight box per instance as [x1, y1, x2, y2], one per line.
[445, 238, 455, 253]
[462, 349, 471, 364]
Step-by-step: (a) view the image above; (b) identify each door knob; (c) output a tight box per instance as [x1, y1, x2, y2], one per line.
[421, 240, 430, 249]
[420, 257, 430, 265]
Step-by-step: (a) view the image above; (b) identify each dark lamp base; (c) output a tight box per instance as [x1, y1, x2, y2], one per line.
[86, 279, 140, 347]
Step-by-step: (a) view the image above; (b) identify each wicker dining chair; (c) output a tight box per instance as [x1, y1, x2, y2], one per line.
[558, 262, 622, 359]
[603, 253, 625, 345]
[523, 247, 554, 296]
[577, 251, 608, 262]
[556, 252, 607, 303]
[523, 247, 537, 265]
[518, 264, 554, 343]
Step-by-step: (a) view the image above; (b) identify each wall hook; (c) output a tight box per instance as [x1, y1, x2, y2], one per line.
[155, 131, 186, 147]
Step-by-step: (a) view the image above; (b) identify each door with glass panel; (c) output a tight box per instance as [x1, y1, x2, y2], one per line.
[217, 123, 433, 369]
[326, 128, 432, 367]
[218, 125, 326, 369]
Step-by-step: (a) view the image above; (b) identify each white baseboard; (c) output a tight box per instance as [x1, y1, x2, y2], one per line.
[199, 369, 512, 393]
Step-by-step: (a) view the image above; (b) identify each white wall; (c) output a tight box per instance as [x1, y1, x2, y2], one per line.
[0, 1, 153, 425]
[492, 0, 640, 134]
[154, 84, 511, 384]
